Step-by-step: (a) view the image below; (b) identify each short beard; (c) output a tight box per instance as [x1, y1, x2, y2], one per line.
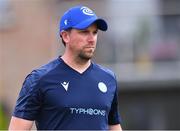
[78, 51, 93, 61]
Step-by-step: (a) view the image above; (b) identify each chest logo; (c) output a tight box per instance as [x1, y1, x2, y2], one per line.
[61, 81, 69, 91]
[98, 82, 107, 93]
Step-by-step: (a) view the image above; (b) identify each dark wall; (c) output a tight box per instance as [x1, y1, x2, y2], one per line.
[118, 84, 180, 130]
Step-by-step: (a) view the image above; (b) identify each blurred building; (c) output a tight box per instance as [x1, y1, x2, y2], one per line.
[0, 0, 180, 130]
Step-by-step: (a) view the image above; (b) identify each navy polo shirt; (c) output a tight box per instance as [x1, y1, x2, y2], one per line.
[13, 57, 121, 130]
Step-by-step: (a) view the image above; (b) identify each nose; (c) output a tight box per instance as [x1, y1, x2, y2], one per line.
[87, 33, 96, 43]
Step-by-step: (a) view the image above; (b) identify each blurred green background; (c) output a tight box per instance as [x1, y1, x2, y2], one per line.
[0, 0, 180, 130]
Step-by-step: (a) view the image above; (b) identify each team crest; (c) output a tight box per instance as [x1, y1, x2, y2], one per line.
[98, 82, 107, 93]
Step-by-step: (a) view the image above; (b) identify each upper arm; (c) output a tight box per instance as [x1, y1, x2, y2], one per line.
[108, 86, 121, 125]
[13, 72, 42, 120]
[9, 116, 34, 130]
[109, 124, 122, 131]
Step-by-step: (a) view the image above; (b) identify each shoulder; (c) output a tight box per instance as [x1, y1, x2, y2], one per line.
[32, 58, 60, 76]
[23, 58, 60, 90]
[92, 63, 116, 80]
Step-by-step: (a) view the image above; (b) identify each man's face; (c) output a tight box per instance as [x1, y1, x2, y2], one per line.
[66, 24, 98, 60]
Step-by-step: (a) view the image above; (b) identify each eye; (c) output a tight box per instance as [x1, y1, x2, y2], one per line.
[93, 30, 98, 35]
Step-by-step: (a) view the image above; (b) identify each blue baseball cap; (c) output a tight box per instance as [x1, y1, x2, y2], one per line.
[59, 5, 108, 32]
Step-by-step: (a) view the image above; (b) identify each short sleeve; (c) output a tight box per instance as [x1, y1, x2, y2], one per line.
[108, 84, 121, 125]
[13, 72, 43, 120]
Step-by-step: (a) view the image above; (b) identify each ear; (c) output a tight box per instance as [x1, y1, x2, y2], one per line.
[60, 31, 70, 44]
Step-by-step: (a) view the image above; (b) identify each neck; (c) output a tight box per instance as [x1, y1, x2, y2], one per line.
[61, 54, 91, 74]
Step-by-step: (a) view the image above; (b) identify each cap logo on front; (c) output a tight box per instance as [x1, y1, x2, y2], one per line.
[80, 6, 94, 16]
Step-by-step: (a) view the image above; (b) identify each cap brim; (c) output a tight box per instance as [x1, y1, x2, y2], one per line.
[73, 18, 108, 31]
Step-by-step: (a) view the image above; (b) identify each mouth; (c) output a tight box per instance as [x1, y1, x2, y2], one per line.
[83, 47, 95, 53]
[84, 47, 95, 49]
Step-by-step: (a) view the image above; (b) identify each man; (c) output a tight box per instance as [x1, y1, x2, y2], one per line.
[9, 5, 122, 130]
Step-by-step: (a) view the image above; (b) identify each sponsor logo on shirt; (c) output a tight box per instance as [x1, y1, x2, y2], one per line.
[70, 107, 106, 116]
